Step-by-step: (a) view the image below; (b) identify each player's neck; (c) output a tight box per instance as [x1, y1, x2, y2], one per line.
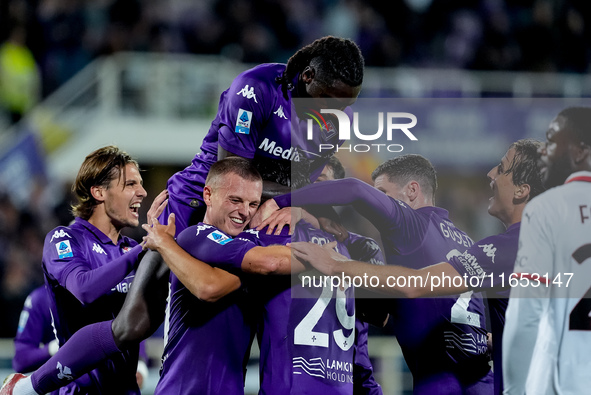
[410, 196, 433, 210]
[88, 214, 121, 244]
[499, 205, 524, 229]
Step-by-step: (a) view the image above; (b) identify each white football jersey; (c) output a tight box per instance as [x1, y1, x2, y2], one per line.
[503, 171, 591, 395]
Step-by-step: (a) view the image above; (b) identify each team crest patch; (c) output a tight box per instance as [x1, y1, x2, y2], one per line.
[235, 108, 253, 134]
[56, 240, 73, 259]
[207, 230, 232, 245]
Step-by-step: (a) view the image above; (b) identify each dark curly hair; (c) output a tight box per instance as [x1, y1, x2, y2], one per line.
[276, 36, 364, 94]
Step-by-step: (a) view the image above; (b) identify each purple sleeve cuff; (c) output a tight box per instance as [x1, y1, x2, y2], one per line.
[274, 193, 291, 208]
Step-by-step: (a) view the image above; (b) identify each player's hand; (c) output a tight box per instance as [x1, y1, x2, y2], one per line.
[290, 241, 348, 275]
[142, 213, 176, 251]
[255, 207, 302, 235]
[250, 198, 280, 229]
[318, 217, 348, 242]
[147, 189, 169, 226]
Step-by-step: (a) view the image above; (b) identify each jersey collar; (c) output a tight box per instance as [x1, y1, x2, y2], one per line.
[565, 171, 591, 184]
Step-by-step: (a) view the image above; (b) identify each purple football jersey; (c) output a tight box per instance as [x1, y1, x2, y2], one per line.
[154, 223, 258, 395]
[42, 218, 141, 394]
[448, 222, 520, 395]
[13, 286, 55, 373]
[343, 233, 384, 395]
[278, 178, 493, 393]
[163, 63, 348, 231]
[242, 221, 356, 395]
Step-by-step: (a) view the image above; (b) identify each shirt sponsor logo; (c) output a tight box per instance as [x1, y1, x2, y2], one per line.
[111, 275, 134, 293]
[478, 243, 496, 263]
[50, 229, 71, 242]
[236, 84, 258, 103]
[56, 240, 73, 259]
[458, 252, 484, 277]
[92, 243, 106, 255]
[258, 138, 300, 161]
[292, 357, 354, 383]
[235, 108, 253, 134]
[208, 230, 233, 245]
[274, 105, 287, 119]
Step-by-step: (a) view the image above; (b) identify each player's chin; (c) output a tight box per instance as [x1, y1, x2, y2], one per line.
[127, 217, 141, 228]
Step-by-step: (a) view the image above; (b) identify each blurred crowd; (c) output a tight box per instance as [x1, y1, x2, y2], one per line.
[0, 181, 74, 337]
[1, 0, 590, 115]
[0, 0, 585, 337]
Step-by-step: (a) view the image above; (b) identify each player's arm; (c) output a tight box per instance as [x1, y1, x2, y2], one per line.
[291, 241, 468, 297]
[267, 178, 396, 231]
[12, 289, 59, 372]
[44, 228, 145, 305]
[241, 244, 306, 274]
[142, 215, 240, 303]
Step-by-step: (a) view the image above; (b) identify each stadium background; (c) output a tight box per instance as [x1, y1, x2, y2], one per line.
[0, 0, 590, 393]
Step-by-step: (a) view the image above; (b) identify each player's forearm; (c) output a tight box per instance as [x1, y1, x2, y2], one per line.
[156, 236, 241, 302]
[242, 245, 295, 275]
[276, 178, 390, 224]
[64, 245, 143, 304]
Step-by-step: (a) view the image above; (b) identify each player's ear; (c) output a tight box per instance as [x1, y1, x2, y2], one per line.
[573, 141, 590, 164]
[203, 185, 213, 206]
[406, 181, 419, 202]
[515, 183, 530, 201]
[90, 185, 106, 203]
[301, 66, 315, 84]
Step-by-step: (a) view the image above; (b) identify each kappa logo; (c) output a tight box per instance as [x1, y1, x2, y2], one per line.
[56, 362, 74, 381]
[274, 105, 287, 119]
[195, 224, 212, 236]
[365, 240, 380, 251]
[92, 243, 106, 255]
[236, 85, 258, 103]
[243, 228, 260, 238]
[50, 229, 71, 242]
[478, 243, 497, 263]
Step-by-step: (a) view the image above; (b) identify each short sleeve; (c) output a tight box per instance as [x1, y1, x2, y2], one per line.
[177, 225, 257, 270]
